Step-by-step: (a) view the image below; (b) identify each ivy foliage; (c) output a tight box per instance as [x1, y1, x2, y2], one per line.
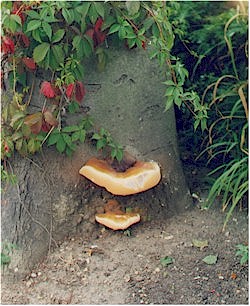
[2, 1, 193, 162]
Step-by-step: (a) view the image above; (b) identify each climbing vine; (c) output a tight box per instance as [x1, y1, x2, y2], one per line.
[0, 1, 212, 163]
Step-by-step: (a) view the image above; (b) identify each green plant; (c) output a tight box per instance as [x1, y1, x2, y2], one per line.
[1, 1, 208, 165]
[1, 165, 17, 185]
[170, 1, 248, 227]
[236, 244, 248, 265]
[92, 127, 123, 162]
[1, 242, 17, 266]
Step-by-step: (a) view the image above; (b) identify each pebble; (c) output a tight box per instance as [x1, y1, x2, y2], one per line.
[31, 272, 37, 278]
[218, 275, 224, 280]
[124, 274, 131, 282]
[26, 280, 33, 287]
[154, 267, 160, 273]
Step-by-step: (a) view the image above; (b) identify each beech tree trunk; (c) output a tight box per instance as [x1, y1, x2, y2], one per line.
[1, 47, 192, 280]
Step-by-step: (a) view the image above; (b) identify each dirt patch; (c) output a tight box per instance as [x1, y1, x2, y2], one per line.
[1, 205, 248, 304]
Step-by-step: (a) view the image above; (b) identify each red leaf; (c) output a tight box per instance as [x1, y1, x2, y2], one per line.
[142, 41, 146, 50]
[41, 120, 51, 133]
[12, 2, 26, 24]
[22, 57, 36, 70]
[14, 32, 30, 48]
[95, 31, 106, 46]
[75, 81, 86, 103]
[86, 18, 106, 48]
[94, 18, 103, 32]
[94, 18, 106, 46]
[86, 28, 94, 40]
[40, 81, 56, 98]
[24, 112, 43, 134]
[1, 36, 15, 54]
[66, 83, 75, 99]
[20, 33, 30, 48]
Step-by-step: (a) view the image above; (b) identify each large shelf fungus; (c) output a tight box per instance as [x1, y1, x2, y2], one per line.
[79, 157, 161, 196]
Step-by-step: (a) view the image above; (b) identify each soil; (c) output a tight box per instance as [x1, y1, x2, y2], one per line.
[1, 152, 249, 305]
[1, 200, 248, 304]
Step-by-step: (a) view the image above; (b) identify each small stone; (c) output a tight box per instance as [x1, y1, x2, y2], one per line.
[37, 271, 42, 276]
[194, 276, 201, 280]
[31, 272, 37, 278]
[154, 267, 160, 273]
[26, 280, 32, 287]
[14, 267, 18, 272]
[164, 235, 174, 240]
[124, 274, 131, 282]
[218, 275, 224, 280]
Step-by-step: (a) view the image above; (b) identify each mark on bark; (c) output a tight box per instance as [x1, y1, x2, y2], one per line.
[86, 84, 102, 93]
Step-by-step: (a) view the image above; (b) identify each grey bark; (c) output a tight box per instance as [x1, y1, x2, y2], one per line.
[1, 47, 192, 281]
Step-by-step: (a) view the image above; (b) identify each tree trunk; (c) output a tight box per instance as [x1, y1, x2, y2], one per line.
[1, 47, 192, 280]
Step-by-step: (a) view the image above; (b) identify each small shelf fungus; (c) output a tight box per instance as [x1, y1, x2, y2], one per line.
[95, 212, 141, 230]
[79, 157, 161, 196]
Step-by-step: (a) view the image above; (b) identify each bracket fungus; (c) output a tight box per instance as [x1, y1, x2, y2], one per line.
[95, 199, 140, 230]
[79, 157, 161, 196]
[95, 212, 141, 230]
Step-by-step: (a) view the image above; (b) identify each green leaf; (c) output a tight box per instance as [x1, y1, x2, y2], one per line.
[32, 28, 43, 43]
[10, 112, 25, 127]
[160, 256, 174, 267]
[12, 132, 23, 141]
[47, 132, 60, 146]
[27, 138, 36, 154]
[143, 17, 154, 31]
[27, 20, 42, 32]
[76, 2, 91, 19]
[202, 255, 218, 265]
[163, 80, 175, 86]
[62, 8, 75, 25]
[56, 134, 66, 153]
[51, 45, 65, 64]
[92, 133, 101, 140]
[108, 24, 120, 34]
[94, 2, 105, 18]
[79, 130, 86, 143]
[51, 29, 65, 43]
[22, 124, 31, 137]
[96, 139, 106, 150]
[83, 35, 94, 57]
[65, 146, 73, 157]
[126, 1, 140, 16]
[10, 14, 22, 26]
[192, 239, 209, 250]
[25, 10, 40, 19]
[62, 125, 79, 133]
[62, 133, 72, 146]
[68, 101, 80, 114]
[15, 138, 23, 151]
[89, 3, 98, 24]
[164, 96, 174, 111]
[164, 86, 175, 96]
[33, 43, 50, 63]
[42, 22, 52, 40]
[71, 131, 80, 142]
[116, 148, 123, 162]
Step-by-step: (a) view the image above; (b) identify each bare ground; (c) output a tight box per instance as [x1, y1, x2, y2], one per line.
[1, 203, 248, 304]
